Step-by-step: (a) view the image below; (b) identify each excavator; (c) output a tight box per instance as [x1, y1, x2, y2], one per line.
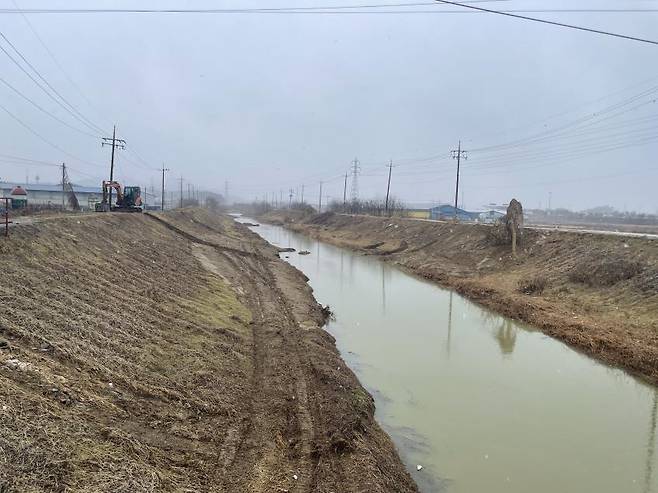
[95, 181, 143, 212]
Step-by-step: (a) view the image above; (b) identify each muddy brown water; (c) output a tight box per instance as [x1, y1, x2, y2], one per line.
[240, 218, 658, 493]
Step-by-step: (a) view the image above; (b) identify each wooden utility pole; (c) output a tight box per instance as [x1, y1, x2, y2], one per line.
[343, 173, 348, 209]
[318, 181, 323, 213]
[385, 160, 393, 216]
[61, 164, 65, 209]
[161, 165, 169, 211]
[102, 125, 125, 207]
[451, 141, 467, 221]
[179, 176, 184, 208]
[301, 184, 305, 204]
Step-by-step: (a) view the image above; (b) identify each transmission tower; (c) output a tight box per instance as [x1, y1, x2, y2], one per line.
[350, 157, 360, 202]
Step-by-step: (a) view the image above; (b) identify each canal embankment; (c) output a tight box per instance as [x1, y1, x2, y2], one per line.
[0, 209, 418, 492]
[260, 210, 658, 385]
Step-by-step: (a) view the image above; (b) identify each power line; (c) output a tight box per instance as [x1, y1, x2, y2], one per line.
[0, 1, 510, 15]
[0, 32, 107, 135]
[10, 0, 112, 130]
[5, 5, 658, 15]
[0, 102, 104, 169]
[434, 0, 658, 46]
[0, 31, 107, 134]
[0, 77, 99, 137]
[0, 153, 60, 166]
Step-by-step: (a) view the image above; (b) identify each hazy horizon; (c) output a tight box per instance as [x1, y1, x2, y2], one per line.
[1, 0, 657, 212]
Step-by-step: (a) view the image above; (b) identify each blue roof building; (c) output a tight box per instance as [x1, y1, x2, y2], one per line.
[429, 204, 479, 222]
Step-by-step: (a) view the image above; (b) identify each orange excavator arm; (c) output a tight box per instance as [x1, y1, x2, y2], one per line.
[101, 180, 124, 204]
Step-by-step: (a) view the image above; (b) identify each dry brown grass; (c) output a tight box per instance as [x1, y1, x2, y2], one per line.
[0, 213, 253, 491]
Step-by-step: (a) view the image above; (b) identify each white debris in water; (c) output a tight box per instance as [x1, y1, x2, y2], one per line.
[416, 465, 423, 471]
[292, 474, 298, 480]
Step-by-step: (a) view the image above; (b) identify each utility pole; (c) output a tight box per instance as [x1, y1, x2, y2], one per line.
[61, 163, 66, 210]
[102, 125, 126, 207]
[451, 141, 467, 221]
[548, 191, 552, 213]
[160, 165, 169, 211]
[343, 172, 348, 209]
[179, 176, 184, 208]
[318, 181, 323, 213]
[280, 190, 283, 206]
[350, 157, 360, 203]
[385, 159, 393, 216]
[301, 184, 305, 204]
[289, 188, 294, 208]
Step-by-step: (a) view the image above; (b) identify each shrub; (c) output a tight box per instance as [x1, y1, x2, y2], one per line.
[518, 275, 548, 295]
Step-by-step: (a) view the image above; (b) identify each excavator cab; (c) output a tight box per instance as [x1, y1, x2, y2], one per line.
[121, 186, 143, 209]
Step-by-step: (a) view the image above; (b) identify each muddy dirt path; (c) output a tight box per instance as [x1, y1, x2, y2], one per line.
[168, 213, 419, 492]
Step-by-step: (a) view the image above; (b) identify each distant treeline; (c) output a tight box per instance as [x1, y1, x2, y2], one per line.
[243, 198, 406, 217]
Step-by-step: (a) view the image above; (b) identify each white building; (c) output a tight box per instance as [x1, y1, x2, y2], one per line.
[0, 182, 102, 210]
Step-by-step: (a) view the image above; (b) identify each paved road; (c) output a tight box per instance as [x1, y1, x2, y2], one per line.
[337, 213, 658, 240]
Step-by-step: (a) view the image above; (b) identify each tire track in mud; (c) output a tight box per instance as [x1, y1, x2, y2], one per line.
[194, 246, 317, 492]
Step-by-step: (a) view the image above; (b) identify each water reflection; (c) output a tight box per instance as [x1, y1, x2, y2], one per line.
[340, 250, 344, 292]
[644, 390, 657, 493]
[381, 263, 387, 315]
[494, 319, 517, 356]
[445, 291, 453, 358]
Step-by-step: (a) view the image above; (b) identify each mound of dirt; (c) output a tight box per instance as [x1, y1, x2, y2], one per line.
[306, 211, 336, 225]
[569, 257, 644, 287]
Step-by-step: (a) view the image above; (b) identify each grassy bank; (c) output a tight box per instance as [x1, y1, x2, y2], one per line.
[0, 209, 417, 492]
[260, 210, 658, 386]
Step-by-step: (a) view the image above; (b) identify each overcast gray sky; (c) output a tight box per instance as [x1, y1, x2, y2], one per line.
[1, 0, 657, 212]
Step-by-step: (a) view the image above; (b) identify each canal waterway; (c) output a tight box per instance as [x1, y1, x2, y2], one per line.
[241, 218, 657, 493]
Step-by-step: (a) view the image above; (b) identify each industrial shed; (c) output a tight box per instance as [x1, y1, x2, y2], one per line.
[0, 182, 102, 210]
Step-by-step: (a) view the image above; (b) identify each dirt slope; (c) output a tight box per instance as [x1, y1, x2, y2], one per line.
[261, 210, 658, 385]
[0, 209, 417, 492]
